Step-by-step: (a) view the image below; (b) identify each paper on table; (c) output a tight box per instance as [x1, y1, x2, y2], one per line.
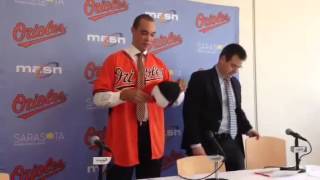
[306, 165, 320, 178]
[254, 168, 299, 177]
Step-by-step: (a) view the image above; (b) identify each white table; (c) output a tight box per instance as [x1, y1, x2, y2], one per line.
[140, 169, 320, 180]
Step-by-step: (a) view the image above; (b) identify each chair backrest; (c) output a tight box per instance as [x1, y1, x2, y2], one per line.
[245, 136, 287, 169]
[0, 173, 10, 180]
[176, 155, 225, 178]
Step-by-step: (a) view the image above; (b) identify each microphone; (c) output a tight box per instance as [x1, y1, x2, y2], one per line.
[89, 136, 112, 152]
[285, 129, 307, 141]
[206, 131, 226, 158]
[205, 131, 228, 180]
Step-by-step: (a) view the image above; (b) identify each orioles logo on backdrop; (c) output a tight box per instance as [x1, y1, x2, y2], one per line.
[84, 61, 102, 84]
[12, 20, 66, 48]
[114, 66, 164, 90]
[84, 0, 128, 21]
[196, 12, 230, 33]
[11, 158, 65, 180]
[148, 32, 183, 54]
[84, 127, 106, 150]
[86, 32, 126, 48]
[16, 62, 63, 79]
[145, 10, 179, 23]
[12, 89, 67, 120]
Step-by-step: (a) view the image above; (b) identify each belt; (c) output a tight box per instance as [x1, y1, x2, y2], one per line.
[138, 121, 149, 127]
[214, 133, 231, 140]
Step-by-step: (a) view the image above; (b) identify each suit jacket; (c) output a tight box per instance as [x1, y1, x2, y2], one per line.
[181, 67, 252, 154]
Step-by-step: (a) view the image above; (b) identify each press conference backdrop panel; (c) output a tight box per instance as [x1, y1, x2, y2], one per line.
[0, 0, 238, 179]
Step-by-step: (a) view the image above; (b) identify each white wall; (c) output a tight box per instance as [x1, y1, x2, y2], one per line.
[255, 0, 320, 166]
[191, 0, 320, 166]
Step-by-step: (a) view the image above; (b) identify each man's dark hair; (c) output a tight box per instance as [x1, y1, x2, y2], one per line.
[219, 43, 247, 61]
[132, 14, 154, 29]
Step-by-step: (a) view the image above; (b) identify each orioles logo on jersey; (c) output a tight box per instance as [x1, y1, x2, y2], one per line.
[114, 66, 164, 90]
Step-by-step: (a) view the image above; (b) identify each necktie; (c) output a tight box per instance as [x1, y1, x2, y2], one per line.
[136, 53, 146, 123]
[224, 78, 237, 139]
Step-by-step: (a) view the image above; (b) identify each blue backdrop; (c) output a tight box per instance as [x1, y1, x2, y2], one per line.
[0, 0, 239, 179]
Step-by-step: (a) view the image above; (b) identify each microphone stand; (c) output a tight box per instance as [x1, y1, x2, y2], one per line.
[90, 136, 111, 180]
[294, 137, 305, 173]
[280, 137, 305, 173]
[98, 147, 103, 180]
[206, 133, 228, 180]
[206, 156, 227, 180]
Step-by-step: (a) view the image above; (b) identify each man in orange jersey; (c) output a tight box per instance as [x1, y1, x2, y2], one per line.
[93, 14, 185, 180]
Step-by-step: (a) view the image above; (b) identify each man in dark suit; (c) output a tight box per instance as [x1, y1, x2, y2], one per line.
[181, 43, 260, 171]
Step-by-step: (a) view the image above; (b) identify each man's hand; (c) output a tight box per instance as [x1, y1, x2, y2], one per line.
[120, 88, 152, 103]
[177, 79, 187, 92]
[247, 129, 260, 140]
[191, 146, 207, 156]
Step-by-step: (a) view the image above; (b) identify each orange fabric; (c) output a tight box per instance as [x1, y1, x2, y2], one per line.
[94, 50, 170, 166]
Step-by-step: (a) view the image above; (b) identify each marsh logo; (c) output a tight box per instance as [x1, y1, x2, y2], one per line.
[14, 0, 64, 6]
[196, 12, 230, 33]
[14, 131, 65, 146]
[12, 20, 66, 48]
[149, 32, 183, 54]
[87, 165, 99, 173]
[11, 158, 65, 180]
[145, 10, 179, 23]
[87, 33, 126, 47]
[84, 0, 128, 21]
[166, 125, 182, 137]
[16, 62, 63, 79]
[197, 42, 224, 54]
[86, 97, 98, 110]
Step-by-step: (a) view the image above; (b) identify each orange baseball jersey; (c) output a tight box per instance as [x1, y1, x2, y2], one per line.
[94, 50, 171, 166]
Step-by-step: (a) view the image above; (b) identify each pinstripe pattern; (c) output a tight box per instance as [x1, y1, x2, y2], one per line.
[224, 78, 237, 139]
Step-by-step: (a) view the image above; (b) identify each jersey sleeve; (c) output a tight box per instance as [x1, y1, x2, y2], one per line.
[93, 54, 116, 94]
